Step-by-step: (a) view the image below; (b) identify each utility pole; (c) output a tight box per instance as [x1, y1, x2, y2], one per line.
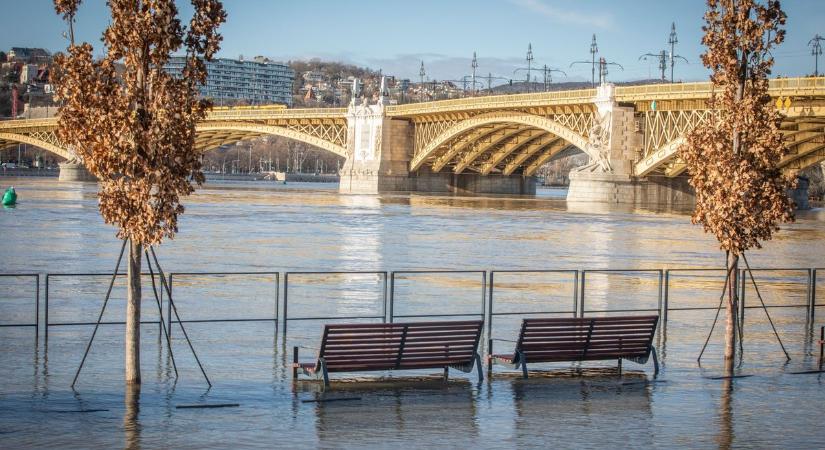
[526, 43, 534, 92]
[810, 34, 824, 77]
[471, 52, 478, 96]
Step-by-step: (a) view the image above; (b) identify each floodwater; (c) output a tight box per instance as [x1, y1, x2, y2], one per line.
[1, 177, 825, 448]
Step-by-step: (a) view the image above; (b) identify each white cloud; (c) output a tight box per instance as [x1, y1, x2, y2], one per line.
[508, 0, 613, 29]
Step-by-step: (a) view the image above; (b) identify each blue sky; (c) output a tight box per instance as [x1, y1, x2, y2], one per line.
[1, 0, 823, 83]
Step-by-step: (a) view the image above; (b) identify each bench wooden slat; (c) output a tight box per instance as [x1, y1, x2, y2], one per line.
[297, 320, 483, 383]
[494, 316, 659, 375]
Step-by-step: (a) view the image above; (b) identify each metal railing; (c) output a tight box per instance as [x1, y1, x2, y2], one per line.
[2, 266, 822, 341]
[580, 269, 664, 317]
[388, 270, 487, 322]
[0, 273, 39, 332]
[166, 272, 280, 331]
[44, 273, 165, 339]
[487, 270, 578, 343]
[282, 271, 388, 334]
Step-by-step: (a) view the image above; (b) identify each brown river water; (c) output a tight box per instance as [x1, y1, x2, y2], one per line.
[1, 177, 824, 448]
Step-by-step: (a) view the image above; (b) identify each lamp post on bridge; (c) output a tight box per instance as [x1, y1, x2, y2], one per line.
[471, 52, 478, 96]
[525, 43, 534, 92]
[571, 57, 623, 85]
[513, 65, 566, 92]
[485, 73, 512, 94]
[419, 61, 426, 101]
[570, 35, 606, 87]
[810, 34, 824, 77]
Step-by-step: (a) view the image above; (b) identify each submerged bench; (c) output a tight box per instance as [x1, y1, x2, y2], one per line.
[487, 316, 659, 378]
[293, 320, 484, 386]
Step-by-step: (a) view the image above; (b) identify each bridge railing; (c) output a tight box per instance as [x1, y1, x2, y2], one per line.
[205, 107, 347, 120]
[386, 88, 597, 116]
[616, 76, 825, 102]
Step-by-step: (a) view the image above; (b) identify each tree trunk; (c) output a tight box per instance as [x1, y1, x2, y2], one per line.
[125, 238, 142, 385]
[724, 253, 739, 376]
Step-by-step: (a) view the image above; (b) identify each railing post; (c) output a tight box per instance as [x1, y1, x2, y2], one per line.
[487, 271, 494, 353]
[578, 271, 586, 318]
[809, 268, 817, 324]
[657, 269, 664, 318]
[274, 272, 280, 335]
[663, 270, 670, 325]
[382, 271, 388, 323]
[572, 270, 579, 318]
[35, 274, 40, 337]
[738, 269, 746, 340]
[388, 272, 395, 323]
[481, 270, 487, 321]
[167, 273, 173, 338]
[282, 273, 289, 336]
[44, 274, 49, 341]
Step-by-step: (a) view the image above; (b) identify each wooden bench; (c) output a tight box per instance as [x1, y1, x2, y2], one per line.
[293, 320, 484, 386]
[487, 316, 660, 378]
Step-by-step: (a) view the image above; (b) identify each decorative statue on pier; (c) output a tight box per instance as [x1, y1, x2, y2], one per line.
[576, 112, 613, 173]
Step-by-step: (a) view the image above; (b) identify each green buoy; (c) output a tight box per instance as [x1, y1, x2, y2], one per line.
[2, 186, 17, 206]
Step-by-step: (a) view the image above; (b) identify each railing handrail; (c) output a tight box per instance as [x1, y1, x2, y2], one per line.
[1, 266, 819, 340]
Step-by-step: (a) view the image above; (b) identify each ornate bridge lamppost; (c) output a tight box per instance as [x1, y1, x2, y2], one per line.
[514, 65, 567, 92]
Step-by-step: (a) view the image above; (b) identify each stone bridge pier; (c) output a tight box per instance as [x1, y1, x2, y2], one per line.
[566, 84, 695, 207]
[339, 94, 535, 195]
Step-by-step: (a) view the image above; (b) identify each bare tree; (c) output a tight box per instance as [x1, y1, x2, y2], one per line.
[683, 0, 793, 375]
[52, 0, 226, 385]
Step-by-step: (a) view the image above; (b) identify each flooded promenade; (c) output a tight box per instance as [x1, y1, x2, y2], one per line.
[1, 177, 825, 448]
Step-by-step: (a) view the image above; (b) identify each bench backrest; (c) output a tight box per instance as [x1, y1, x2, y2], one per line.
[318, 320, 483, 373]
[515, 316, 658, 364]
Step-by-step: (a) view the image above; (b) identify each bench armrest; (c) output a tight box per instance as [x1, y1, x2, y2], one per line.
[293, 345, 320, 351]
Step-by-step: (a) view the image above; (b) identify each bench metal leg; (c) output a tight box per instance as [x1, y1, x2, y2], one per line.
[617, 358, 622, 376]
[292, 346, 299, 380]
[819, 326, 824, 370]
[651, 347, 660, 377]
[518, 351, 528, 379]
[443, 367, 449, 381]
[475, 353, 483, 384]
[487, 339, 493, 374]
[320, 359, 330, 388]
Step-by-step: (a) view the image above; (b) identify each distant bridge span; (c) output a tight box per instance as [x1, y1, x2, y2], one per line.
[1, 77, 823, 202]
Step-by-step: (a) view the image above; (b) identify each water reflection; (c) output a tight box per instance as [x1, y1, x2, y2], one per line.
[124, 385, 141, 450]
[306, 381, 478, 446]
[717, 378, 734, 450]
[510, 374, 654, 447]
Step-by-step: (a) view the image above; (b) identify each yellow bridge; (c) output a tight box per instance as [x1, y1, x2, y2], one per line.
[1, 77, 823, 202]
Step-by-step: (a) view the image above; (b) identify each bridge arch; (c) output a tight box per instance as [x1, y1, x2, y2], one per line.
[409, 111, 590, 175]
[195, 123, 348, 158]
[0, 132, 74, 160]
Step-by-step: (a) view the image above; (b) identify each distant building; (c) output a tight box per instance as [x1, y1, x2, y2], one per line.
[302, 70, 325, 83]
[7, 47, 50, 64]
[19, 64, 38, 84]
[164, 56, 294, 106]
